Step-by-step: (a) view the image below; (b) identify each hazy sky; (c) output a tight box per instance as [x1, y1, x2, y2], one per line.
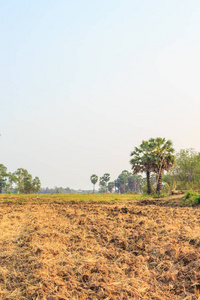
[1, 1, 200, 189]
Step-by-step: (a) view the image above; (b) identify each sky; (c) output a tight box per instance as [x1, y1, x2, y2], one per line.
[0, 0, 200, 190]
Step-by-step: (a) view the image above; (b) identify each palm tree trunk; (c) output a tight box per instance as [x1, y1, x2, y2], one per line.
[146, 171, 152, 195]
[156, 172, 163, 194]
[93, 184, 95, 194]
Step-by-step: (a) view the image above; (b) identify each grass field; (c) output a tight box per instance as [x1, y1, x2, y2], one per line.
[0, 193, 143, 204]
[0, 194, 200, 299]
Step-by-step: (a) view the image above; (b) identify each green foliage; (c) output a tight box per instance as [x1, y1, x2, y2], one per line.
[108, 181, 114, 193]
[114, 171, 142, 194]
[166, 149, 200, 190]
[130, 137, 175, 194]
[90, 174, 98, 185]
[0, 165, 41, 194]
[151, 138, 175, 193]
[128, 174, 142, 193]
[141, 180, 148, 194]
[102, 173, 110, 184]
[162, 181, 177, 196]
[116, 170, 131, 194]
[0, 164, 8, 193]
[99, 177, 107, 193]
[13, 168, 41, 194]
[99, 173, 110, 193]
[32, 176, 41, 193]
[90, 174, 98, 193]
[181, 189, 200, 206]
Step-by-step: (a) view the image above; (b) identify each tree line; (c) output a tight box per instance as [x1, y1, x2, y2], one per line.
[91, 137, 200, 195]
[0, 164, 41, 194]
[90, 171, 143, 194]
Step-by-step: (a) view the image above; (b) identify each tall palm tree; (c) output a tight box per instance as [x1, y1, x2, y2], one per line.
[90, 174, 98, 193]
[150, 138, 175, 193]
[130, 140, 155, 194]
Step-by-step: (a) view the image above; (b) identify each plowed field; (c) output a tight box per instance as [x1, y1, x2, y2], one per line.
[0, 196, 200, 299]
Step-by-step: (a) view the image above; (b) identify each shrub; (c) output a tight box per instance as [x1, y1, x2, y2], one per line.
[182, 189, 200, 206]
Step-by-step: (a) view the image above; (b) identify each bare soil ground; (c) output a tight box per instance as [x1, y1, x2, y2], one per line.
[0, 196, 200, 299]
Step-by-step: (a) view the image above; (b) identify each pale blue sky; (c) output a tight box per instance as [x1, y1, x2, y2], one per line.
[1, 1, 200, 189]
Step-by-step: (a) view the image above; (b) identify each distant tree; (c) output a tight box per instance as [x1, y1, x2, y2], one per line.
[13, 168, 28, 193]
[90, 174, 98, 193]
[128, 174, 143, 193]
[99, 173, 110, 193]
[13, 168, 41, 194]
[127, 175, 135, 192]
[114, 179, 120, 193]
[114, 171, 142, 194]
[99, 176, 107, 193]
[23, 174, 33, 194]
[108, 182, 114, 193]
[6, 172, 17, 193]
[0, 164, 8, 193]
[135, 175, 143, 193]
[65, 187, 71, 193]
[32, 176, 41, 193]
[116, 170, 131, 194]
[102, 173, 110, 185]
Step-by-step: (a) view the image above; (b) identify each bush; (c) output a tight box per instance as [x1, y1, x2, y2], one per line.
[182, 189, 200, 206]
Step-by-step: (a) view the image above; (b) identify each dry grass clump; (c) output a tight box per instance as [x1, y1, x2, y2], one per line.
[0, 196, 200, 299]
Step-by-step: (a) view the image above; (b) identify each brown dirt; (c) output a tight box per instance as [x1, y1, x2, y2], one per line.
[0, 200, 200, 299]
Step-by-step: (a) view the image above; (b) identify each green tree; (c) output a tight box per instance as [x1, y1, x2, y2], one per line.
[14, 168, 29, 193]
[108, 181, 114, 193]
[130, 138, 175, 194]
[102, 173, 110, 184]
[165, 149, 200, 190]
[117, 170, 131, 194]
[32, 176, 41, 193]
[24, 174, 33, 194]
[6, 172, 17, 193]
[13, 168, 41, 194]
[90, 174, 98, 193]
[0, 164, 8, 193]
[99, 173, 110, 192]
[114, 179, 120, 193]
[130, 140, 155, 194]
[99, 176, 107, 193]
[128, 174, 143, 193]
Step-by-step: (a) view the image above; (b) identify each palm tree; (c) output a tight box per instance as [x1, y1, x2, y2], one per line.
[90, 174, 98, 193]
[150, 138, 175, 193]
[100, 173, 110, 192]
[130, 140, 155, 194]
